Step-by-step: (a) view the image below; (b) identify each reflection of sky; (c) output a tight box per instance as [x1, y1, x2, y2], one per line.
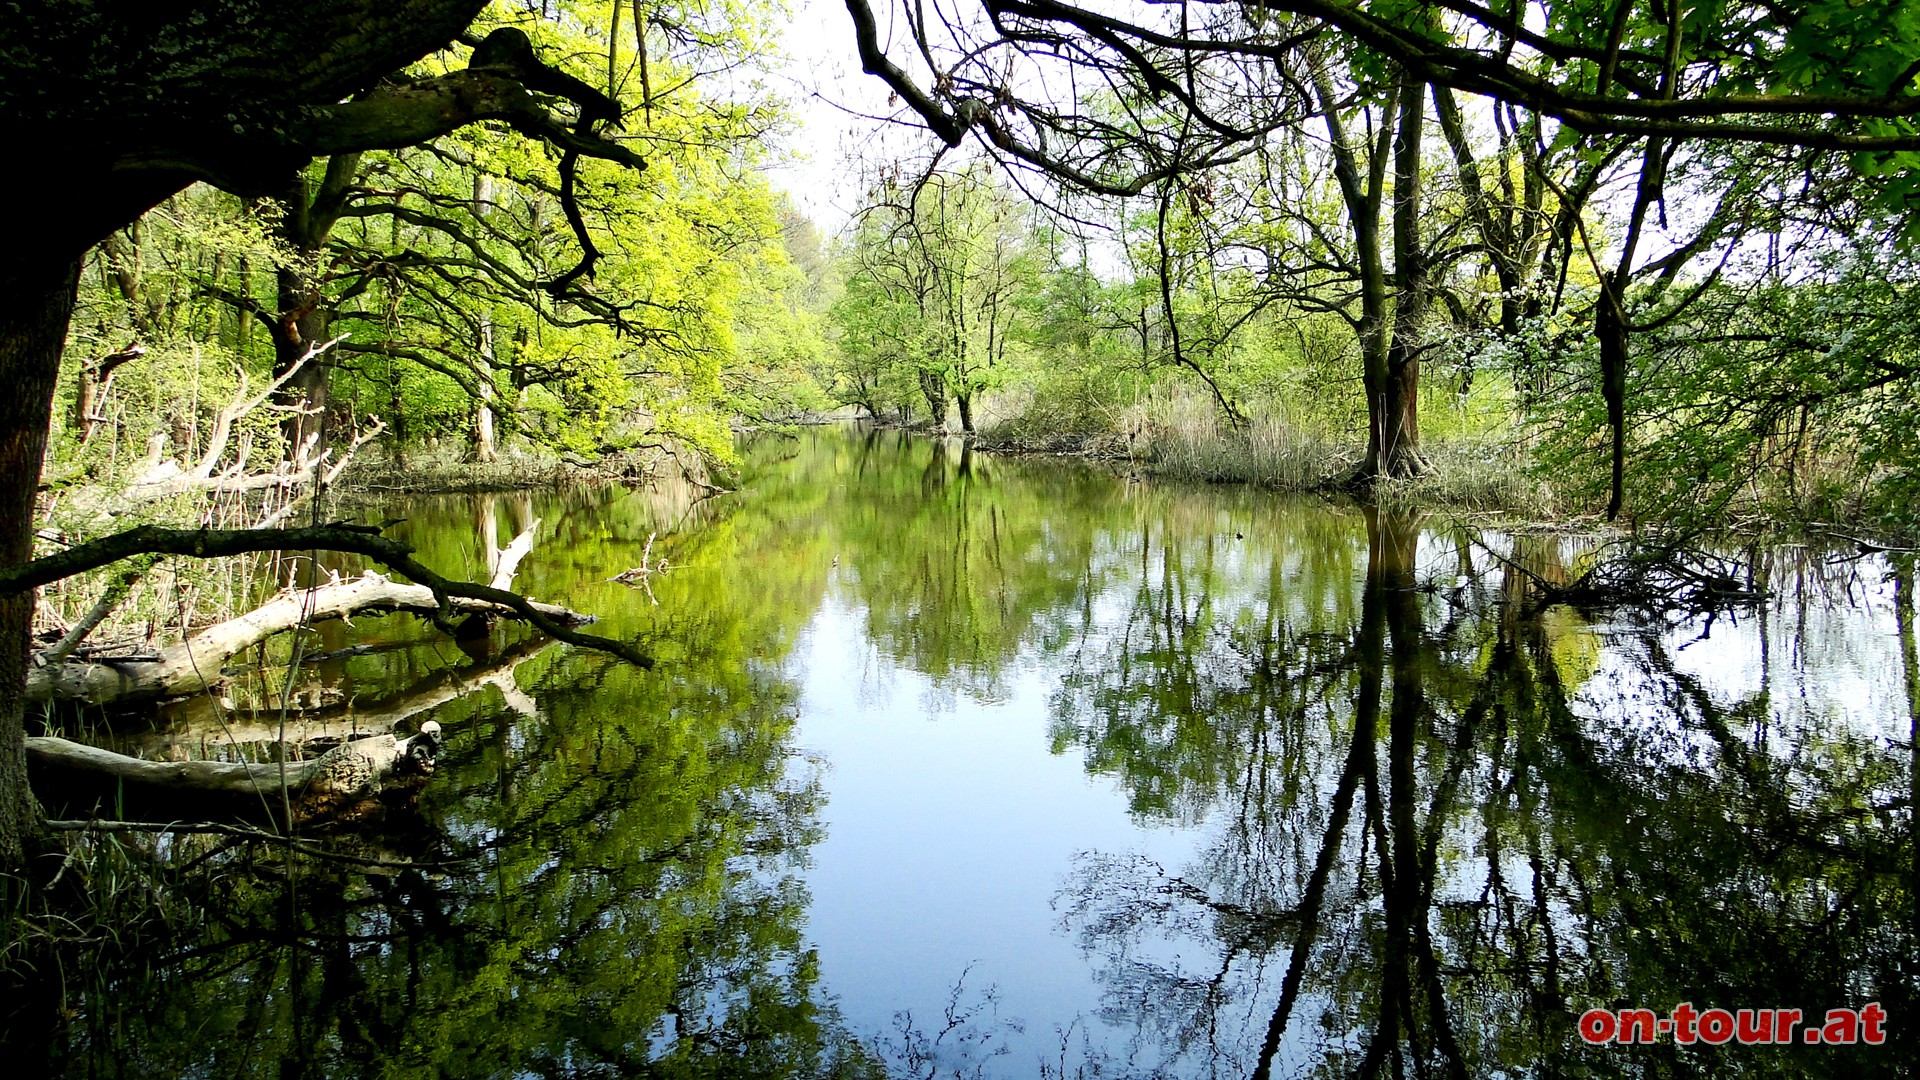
[781, 492, 1914, 1074]
[1569, 555, 1912, 788]
[1659, 558, 1911, 744]
[794, 593, 1223, 1072]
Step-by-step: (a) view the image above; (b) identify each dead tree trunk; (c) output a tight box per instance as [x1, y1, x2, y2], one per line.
[69, 339, 385, 530]
[27, 737, 325, 799]
[124, 636, 550, 756]
[26, 727, 436, 824]
[27, 567, 586, 707]
[72, 343, 145, 446]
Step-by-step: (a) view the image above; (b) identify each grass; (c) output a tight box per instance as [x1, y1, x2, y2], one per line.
[1, 831, 198, 990]
[341, 442, 584, 493]
[981, 389, 1561, 519]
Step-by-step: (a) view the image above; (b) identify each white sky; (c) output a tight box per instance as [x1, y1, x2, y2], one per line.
[758, 0, 936, 238]
[743, 1, 1748, 280]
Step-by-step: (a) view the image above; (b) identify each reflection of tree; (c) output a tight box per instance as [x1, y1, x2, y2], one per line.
[10, 674, 874, 1076]
[8, 473, 884, 1078]
[16, 429, 1913, 1076]
[1056, 509, 1912, 1077]
[1895, 556, 1919, 1050]
[828, 431, 1120, 701]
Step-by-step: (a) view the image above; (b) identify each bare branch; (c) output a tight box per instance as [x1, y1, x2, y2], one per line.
[3, 525, 652, 668]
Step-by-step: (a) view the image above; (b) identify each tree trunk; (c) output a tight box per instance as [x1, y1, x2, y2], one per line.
[1599, 291, 1629, 519]
[274, 270, 332, 455]
[1312, 59, 1422, 488]
[1600, 135, 1668, 520]
[28, 737, 330, 800]
[1366, 354, 1426, 480]
[919, 370, 948, 430]
[474, 382, 498, 462]
[956, 392, 975, 435]
[1365, 74, 1431, 481]
[473, 174, 499, 463]
[27, 730, 438, 823]
[271, 157, 361, 456]
[0, 259, 79, 866]
[122, 637, 549, 757]
[71, 345, 143, 446]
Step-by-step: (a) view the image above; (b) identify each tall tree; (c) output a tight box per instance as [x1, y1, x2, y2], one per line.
[0, 0, 644, 866]
[838, 0, 1920, 500]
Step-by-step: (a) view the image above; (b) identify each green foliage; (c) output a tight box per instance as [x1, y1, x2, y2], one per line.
[826, 165, 1040, 430]
[57, 0, 832, 481]
[1524, 246, 1920, 535]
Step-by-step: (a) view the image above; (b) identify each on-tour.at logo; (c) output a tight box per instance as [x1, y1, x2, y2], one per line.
[1578, 1003, 1887, 1046]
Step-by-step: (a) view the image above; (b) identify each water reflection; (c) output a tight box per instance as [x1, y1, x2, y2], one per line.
[6, 427, 1912, 1078]
[11, 457, 882, 1077]
[1051, 506, 1913, 1077]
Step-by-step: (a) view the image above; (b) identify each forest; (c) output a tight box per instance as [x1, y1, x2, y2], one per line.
[2, 0, 1919, 1075]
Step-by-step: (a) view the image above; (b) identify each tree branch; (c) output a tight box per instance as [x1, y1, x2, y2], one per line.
[4, 525, 651, 668]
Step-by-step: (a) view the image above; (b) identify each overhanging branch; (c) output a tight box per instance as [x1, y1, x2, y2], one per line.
[5, 525, 652, 668]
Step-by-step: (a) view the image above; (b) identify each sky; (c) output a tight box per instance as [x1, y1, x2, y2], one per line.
[748, 0, 1134, 276]
[757, 0, 921, 237]
[745, 0, 1742, 277]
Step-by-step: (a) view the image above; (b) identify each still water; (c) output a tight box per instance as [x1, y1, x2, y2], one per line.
[18, 426, 1919, 1076]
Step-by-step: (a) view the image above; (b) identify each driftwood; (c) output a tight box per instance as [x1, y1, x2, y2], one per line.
[27, 640, 547, 824]
[36, 553, 160, 669]
[27, 736, 321, 798]
[26, 568, 588, 706]
[4, 523, 652, 667]
[124, 635, 551, 756]
[13, 517, 640, 824]
[27, 725, 438, 824]
[610, 531, 670, 604]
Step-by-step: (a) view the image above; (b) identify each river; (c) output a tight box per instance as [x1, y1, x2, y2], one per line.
[19, 425, 1916, 1077]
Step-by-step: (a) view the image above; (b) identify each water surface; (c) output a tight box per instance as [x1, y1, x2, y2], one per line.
[15, 426, 1916, 1077]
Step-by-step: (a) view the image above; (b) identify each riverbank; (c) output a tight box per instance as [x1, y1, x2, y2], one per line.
[331, 414, 1907, 550]
[338, 440, 720, 495]
[975, 422, 1557, 515]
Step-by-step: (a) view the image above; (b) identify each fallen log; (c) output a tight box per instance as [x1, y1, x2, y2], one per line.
[27, 568, 591, 706]
[3, 523, 652, 669]
[123, 636, 551, 756]
[28, 735, 308, 798]
[27, 722, 440, 823]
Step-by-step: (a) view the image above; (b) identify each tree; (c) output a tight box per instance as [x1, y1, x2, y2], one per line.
[837, 0, 1920, 502]
[828, 163, 1044, 434]
[1302, 50, 1438, 479]
[844, 0, 1920, 155]
[0, 0, 646, 865]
